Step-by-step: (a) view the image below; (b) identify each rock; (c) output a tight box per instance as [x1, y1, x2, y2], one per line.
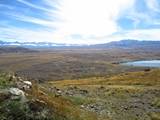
[79, 89, 88, 94]
[23, 81, 32, 86]
[84, 103, 105, 113]
[66, 91, 74, 96]
[16, 80, 32, 90]
[22, 85, 30, 90]
[57, 90, 62, 94]
[9, 88, 26, 101]
[9, 88, 25, 96]
[80, 105, 85, 108]
[54, 90, 62, 97]
[22, 81, 32, 90]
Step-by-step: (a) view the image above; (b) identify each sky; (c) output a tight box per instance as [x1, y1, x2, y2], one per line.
[0, 0, 160, 44]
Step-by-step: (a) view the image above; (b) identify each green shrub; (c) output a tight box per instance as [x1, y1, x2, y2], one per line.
[152, 98, 160, 108]
[0, 100, 29, 120]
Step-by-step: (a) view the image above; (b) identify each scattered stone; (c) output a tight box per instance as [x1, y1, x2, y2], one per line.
[66, 91, 74, 96]
[65, 86, 89, 97]
[16, 80, 32, 90]
[79, 89, 88, 95]
[22, 81, 32, 90]
[80, 105, 85, 108]
[57, 90, 62, 94]
[84, 103, 105, 114]
[68, 86, 78, 90]
[23, 81, 32, 86]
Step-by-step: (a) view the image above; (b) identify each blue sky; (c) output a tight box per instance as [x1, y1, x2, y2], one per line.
[0, 0, 160, 44]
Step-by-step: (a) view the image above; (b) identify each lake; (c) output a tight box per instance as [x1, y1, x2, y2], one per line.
[122, 60, 160, 68]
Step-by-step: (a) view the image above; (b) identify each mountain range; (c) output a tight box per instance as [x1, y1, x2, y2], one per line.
[0, 40, 160, 49]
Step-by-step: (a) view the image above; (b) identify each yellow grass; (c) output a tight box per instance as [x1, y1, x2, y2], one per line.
[49, 69, 160, 86]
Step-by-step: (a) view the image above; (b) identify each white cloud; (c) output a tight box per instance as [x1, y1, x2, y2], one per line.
[2, 0, 160, 44]
[0, 26, 54, 42]
[11, 14, 56, 27]
[6, 0, 135, 44]
[16, 0, 54, 13]
[146, 0, 160, 12]
[52, 0, 134, 42]
[104, 29, 160, 43]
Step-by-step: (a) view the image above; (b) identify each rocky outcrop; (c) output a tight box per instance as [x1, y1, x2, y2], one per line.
[17, 80, 32, 90]
[9, 88, 25, 96]
[9, 87, 26, 101]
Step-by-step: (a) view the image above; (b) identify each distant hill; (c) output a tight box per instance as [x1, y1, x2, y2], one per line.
[0, 46, 37, 53]
[91, 40, 160, 49]
[0, 41, 74, 48]
[0, 40, 160, 49]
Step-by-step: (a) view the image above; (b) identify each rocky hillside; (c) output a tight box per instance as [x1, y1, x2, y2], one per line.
[0, 73, 62, 120]
[48, 69, 160, 120]
[0, 69, 160, 120]
[0, 72, 96, 120]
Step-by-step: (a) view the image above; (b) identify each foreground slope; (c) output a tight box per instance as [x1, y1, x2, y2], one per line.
[47, 69, 160, 120]
[0, 69, 160, 120]
[0, 72, 98, 120]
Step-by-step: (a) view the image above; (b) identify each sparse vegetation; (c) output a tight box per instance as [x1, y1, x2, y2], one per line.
[0, 48, 159, 81]
[150, 112, 160, 120]
[49, 69, 160, 120]
[0, 48, 160, 120]
[152, 98, 160, 108]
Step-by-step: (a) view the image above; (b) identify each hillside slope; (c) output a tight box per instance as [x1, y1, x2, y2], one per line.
[48, 69, 160, 120]
[0, 69, 160, 120]
[92, 40, 160, 49]
[0, 46, 37, 54]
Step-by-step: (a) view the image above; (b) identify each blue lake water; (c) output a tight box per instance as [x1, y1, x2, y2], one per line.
[122, 60, 160, 68]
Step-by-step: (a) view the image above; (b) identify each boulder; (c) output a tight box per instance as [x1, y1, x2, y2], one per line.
[23, 81, 32, 86]
[9, 88, 25, 96]
[16, 80, 32, 90]
[9, 88, 26, 101]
